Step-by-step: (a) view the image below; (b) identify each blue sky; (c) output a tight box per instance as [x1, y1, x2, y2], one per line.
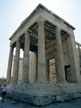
[0, 0, 81, 78]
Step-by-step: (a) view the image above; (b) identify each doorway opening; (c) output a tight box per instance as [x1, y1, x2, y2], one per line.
[48, 58, 56, 83]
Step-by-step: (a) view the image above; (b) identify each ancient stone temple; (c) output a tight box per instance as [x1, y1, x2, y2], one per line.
[7, 4, 81, 105]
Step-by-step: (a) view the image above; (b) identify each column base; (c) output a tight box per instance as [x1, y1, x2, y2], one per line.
[7, 82, 81, 105]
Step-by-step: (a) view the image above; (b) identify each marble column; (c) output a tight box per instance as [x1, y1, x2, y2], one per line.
[67, 33, 81, 82]
[56, 27, 66, 83]
[6, 46, 14, 84]
[37, 17, 47, 83]
[77, 45, 81, 66]
[12, 40, 20, 84]
[78, 45, 81, 57]
[29, 52, 36, 83]
[22, 31, 30, 83]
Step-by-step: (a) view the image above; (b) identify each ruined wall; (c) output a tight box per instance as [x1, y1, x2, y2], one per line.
[15, 52, 37, 83]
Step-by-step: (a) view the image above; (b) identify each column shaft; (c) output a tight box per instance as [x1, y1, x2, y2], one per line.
[37, 17, 47, 83]
[22, 32, 30, 83]
[56, 27, 66, 83]
[6, 46, 13, 84]
[29, 52, 36, 83]
[67, 34, 81, 82]
[78, 45, 81, 67]
[78, 45, 81, 57]
[12, 40, 20, 83]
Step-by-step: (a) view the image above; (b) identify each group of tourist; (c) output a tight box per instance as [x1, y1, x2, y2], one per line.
[0, 83, 7, 103]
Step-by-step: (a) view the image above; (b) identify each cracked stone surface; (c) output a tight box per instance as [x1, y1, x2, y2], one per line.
[0, 97, 81, 108]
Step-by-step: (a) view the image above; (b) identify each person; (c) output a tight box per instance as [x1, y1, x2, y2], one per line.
[1, 84, 7, 103]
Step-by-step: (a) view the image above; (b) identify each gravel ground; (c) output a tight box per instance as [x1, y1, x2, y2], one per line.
[0, 97, 81, 108]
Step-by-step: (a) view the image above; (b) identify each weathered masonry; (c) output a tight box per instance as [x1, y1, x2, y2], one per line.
[7, 4, 81, 105]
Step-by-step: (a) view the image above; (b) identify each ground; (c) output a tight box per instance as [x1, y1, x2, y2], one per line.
[0, 97, 81, 108]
